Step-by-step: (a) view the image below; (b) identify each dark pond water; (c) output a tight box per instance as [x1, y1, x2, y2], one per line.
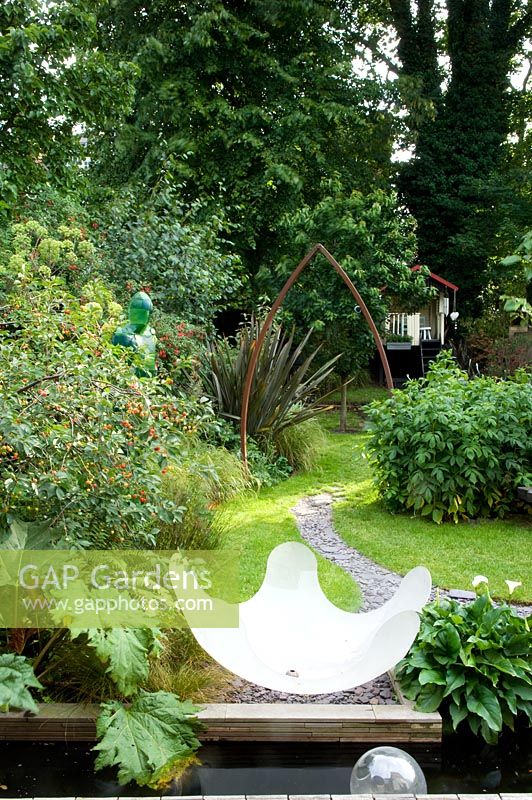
[0, 730, 531, 797]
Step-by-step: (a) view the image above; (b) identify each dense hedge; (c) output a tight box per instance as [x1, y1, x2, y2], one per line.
[366, 353, 532, 522]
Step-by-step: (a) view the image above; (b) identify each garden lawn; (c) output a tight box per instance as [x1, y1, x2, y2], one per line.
[219, 424, 531, 605]
[216, 438, 363, 611]
[323, 385, 389, 405]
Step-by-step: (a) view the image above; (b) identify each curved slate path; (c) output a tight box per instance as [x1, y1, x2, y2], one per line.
[292, 492, 403, 611]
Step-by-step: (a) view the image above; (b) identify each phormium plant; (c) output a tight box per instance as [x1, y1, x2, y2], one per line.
[202, 317, 339, 439]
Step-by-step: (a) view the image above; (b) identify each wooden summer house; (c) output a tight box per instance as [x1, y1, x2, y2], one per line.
[381, 267, 459, 387]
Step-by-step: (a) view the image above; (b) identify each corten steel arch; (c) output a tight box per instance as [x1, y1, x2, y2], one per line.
[240, 243, 394, 467]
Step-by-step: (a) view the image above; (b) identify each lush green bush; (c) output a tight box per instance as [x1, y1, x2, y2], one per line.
[0, 219, 214, 547]
[366, 353, 532, 521]
[96, 185, 242, 325]
[155, 312, 207, 391]
[396, 580, 531, 744]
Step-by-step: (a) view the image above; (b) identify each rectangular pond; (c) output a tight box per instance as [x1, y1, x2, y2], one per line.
[0, 733, 531, 797]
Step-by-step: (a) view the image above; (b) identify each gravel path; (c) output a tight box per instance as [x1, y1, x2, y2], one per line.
[292, 492, 403, 611]
[226, 490, 530, 705]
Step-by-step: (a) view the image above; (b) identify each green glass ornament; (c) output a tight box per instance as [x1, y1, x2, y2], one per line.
[112, 291, 157, 376]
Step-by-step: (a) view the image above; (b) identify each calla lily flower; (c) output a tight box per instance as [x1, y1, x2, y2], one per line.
[505, 580, 522, 596]
[472, 575, 489, 588]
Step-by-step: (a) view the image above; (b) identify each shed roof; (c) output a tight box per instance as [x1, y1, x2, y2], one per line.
[410, 265, 459, 291]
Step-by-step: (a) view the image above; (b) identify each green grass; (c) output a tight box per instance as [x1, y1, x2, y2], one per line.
[216, 439, 363, 611]
[319, 408, 365, 432]
[324, 385, 389, 405]
[219, 420, 531, 604]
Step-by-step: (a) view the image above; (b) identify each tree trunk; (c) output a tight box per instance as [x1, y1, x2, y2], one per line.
[339, 381, 348, 432]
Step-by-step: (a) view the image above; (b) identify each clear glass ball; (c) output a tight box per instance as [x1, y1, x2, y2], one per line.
[350, 746, 427, 794]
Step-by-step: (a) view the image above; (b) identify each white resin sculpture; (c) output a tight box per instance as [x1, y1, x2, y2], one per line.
[186, 542, 431, 694]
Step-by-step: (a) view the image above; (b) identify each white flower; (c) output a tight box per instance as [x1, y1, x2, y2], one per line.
[505, 580, 522, 596]
[472, 574, 489, 588]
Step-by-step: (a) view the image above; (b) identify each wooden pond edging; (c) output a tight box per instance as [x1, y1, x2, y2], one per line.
[0, 702, 441, 744]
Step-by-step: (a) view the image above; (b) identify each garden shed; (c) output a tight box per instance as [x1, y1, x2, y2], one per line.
[381, 267, 459, 386]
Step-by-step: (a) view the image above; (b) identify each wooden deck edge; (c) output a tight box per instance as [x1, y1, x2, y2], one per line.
[0, 699, 442, 743]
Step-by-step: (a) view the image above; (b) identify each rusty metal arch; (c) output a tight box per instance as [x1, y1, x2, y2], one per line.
[240, 243, 393, 467]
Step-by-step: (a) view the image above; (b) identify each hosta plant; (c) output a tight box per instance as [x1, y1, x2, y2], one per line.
[396, 580, 531, 744]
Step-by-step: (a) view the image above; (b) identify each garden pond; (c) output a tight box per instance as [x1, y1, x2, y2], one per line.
[1, 728, 531, 796]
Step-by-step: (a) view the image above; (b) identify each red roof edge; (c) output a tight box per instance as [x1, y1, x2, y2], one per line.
[410, 264, 459, 291]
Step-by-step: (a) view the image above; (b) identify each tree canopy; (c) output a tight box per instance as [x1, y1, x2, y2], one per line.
[378, 0, 532, 309]
[93, 1, 398, 278]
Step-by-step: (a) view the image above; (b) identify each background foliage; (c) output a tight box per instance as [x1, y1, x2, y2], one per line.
[0, 0, 137, 213]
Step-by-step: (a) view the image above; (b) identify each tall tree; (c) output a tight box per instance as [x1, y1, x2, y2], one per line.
[93, 1, 398, 281]
[382, 0, 532, 310]
[0, 0, 137, 213]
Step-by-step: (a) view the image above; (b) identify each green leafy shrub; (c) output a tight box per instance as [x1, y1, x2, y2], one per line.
[461, 308, 532, 377]
[155, 312, 207, 390]
[0, 219, 217, 547]
[366, 352, 532, 521]
[396, 582, 531, 744]
[97, 185, 242, 324]
[202, 318, 338, 439]
[245, 439, 293, 487]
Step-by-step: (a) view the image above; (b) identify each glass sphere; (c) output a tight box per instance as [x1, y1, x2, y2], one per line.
[350, 746, 427, 794]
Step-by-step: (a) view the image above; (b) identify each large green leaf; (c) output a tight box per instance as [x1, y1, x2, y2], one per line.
[443, 668, 466, 697]
[0, 517, 60, 550]
[414, 684, 445, 712]
[418, 668, 446, 686]
[449, 699, 468, 730]
[94, 690, 202, 787]
[466, 684, 503, 732]
[0, 653, 42, 713]
[75, 628, 163, 697]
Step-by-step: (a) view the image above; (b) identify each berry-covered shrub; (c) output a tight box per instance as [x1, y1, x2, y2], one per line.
[366, 353, 532, 522]
[0, 220, 214, 548]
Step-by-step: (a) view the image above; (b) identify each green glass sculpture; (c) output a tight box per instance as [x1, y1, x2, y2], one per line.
[112, 291, 157, 376]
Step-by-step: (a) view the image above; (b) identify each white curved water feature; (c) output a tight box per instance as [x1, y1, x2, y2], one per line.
[185, 541, 431, 694]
